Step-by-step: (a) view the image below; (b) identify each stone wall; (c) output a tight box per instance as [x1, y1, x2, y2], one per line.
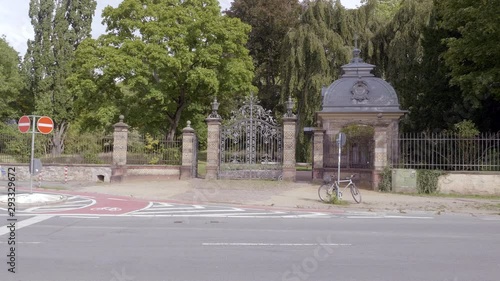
[438, 172, 500, 195]
[126, 165, 180, 179]
[0, 164, 112, 183]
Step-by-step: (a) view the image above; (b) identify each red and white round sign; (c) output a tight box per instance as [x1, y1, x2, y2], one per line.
[37, 116, 54, 134]
[18, 115, 31, 133]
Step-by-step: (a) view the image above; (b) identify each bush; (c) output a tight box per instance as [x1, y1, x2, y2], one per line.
[417, 170, 443, 194]
[378, 166, 392, 192]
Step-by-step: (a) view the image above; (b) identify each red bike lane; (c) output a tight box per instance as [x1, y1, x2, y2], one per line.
[18, 188, 150, 215]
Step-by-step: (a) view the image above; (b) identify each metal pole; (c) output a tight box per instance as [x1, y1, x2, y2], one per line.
[30, 115, 36, 194]
[337, 137, 341, 199]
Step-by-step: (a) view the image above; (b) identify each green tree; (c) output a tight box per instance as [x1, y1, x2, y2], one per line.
[226, 0, 302, 111]
[0, 37, 24, 121]
[69, 0, 255, 140]
[437, 0, 500, 131]
[399, 8, 464, 132]
[280, 0, 384, 161]
[25, 0, 97, 154]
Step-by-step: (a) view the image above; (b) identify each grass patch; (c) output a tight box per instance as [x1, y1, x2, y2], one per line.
[197, 161, 207, 177]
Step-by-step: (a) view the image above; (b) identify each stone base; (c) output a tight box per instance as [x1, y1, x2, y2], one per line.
[372, 170, 382, 191]
[180, 166, 193, 179]
[205, 166, 218, 180]
[111, 166, 127, 183]
[282, 167, 296, 182]
[312, 168, 324, 181]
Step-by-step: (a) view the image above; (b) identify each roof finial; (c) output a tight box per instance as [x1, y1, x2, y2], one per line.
[351, 34, 363, 63]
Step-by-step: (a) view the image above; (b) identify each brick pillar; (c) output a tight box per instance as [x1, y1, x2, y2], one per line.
[205, 118, 221, 180]
[372, 126, 388, 190]
[312, 128, 326, 180]
[181, 121, 196, 179]
[282, 117, 297, 181]
[111, 115, 129, 182]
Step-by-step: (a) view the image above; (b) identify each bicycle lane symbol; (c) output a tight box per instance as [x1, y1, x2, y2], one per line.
[54, 195, 150, 215]
[90, 207, 122, 212]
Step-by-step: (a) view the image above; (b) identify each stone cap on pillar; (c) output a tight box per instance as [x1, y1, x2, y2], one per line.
[183, 121, 195, 133]
[113, 115, 129, 130]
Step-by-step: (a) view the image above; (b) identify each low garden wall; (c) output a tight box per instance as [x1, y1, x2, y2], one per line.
[391, 169, 500, 195]
[438, 172, 500, 195]
[0, 164, 112, 183]
[0, 164, 181, 183]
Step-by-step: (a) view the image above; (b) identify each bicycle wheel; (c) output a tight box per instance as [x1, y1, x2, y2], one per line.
[318, 184, 334, 202]
[350, 183, 362, 203]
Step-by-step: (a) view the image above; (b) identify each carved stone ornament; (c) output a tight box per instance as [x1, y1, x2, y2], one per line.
[351, 80, 369, 102]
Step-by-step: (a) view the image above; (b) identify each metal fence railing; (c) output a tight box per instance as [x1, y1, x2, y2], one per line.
[391, 132, 500, 171]
[127, 134, 182, 165]
[0, 133, 113, 165]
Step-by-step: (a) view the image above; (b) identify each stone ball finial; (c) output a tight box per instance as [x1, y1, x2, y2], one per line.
[119, 115, 124, 122]
[187, 120, 191, 127]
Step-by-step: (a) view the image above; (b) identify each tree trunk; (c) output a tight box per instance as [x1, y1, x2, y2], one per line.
[51, 121, 67, 156]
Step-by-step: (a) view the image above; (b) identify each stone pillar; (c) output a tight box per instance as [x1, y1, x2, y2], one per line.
[372, 126, 388, 190]
[205, 97, 222, 180]
[111, 115, 129, 182]
[180, 121, 196, 179]
[312, 128, 326, 181]
[205, 118, 221, 180]
[282, 117, 297, 181]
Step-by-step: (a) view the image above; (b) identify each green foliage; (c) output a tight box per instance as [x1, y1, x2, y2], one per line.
[70, 0, 256, 140]
[25, 0, 97, 155]
[127, 132, 182, 165]
[226, 0, 302, 112]
[0, 37, 24, 121]
[438, 0, 500, 109]
[453, 120, 479, 138]
[416, 169, 443, 194]
[378, 166, 392, 192]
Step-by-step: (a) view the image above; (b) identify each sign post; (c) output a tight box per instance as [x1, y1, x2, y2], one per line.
[18, 115, 54, 194]
[336, 132, 347, 200]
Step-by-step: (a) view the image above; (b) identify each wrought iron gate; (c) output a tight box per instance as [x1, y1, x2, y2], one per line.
[219, 94, 283, 179]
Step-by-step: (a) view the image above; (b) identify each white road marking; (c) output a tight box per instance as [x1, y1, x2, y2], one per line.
[383, 215, 433, 219]
[0, 215, 54, 236]
[59, 216, 100, 219]
[0, 241, 41, 244]
[202, 243, 352, 246]
[107, 198, 128, 201]
[480, 217, 500, 221]
[128, 208, 245, 215]
[120, 202, 154, 216]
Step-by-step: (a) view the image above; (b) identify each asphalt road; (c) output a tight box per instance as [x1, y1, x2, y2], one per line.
[1, 214, 500, 281]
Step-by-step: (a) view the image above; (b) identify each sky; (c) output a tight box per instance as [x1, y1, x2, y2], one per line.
[0, 0, 361, 56]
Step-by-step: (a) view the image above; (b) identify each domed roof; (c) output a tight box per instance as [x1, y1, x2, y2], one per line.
[321, 48, 405, 114]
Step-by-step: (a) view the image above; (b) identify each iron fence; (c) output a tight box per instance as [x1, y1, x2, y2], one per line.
[127, 134, 182, 165]
[0, 133, 113, 165]
[392, 132, 500, 171]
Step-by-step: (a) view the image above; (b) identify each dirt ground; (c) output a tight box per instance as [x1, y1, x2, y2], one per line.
[68, 178, 500, 216]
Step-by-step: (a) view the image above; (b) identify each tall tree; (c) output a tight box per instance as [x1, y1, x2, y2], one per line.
[437, 0, 500, 131]
[0, 37, 24, 121]
[399, 7, 464, 132]
[69, 0, 255, 140]
[280, 0, 384, 161]
[370, 0, 433, 115]
[226, 0, 302, 111]
[25, 0, 96, 154]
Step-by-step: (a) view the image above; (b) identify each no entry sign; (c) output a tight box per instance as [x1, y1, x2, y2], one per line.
[18, 115, 31, 133]
[37, 116, 54, 134]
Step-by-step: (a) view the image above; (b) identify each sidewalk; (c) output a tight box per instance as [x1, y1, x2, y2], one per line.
[53, 178, 500, 216]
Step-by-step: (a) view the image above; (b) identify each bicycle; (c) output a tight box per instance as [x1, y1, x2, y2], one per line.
[318, 174, 362, 203]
